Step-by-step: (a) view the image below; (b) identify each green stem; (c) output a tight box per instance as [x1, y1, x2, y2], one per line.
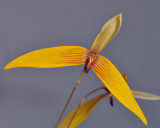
[55, 67, 85, 128]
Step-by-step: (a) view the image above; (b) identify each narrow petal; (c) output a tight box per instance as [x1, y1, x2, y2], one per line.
[90, 13, 122, 55]
[122, 73, 160, 100]
[92, 55, 147, 125]
[58, 94, 106, 128]
[4, 46, 89, 69]
[132, 90, 160, 100]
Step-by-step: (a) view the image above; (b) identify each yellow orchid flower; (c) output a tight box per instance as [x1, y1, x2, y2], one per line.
[4, 13, 147, 126]
[59, 73, 160, 128]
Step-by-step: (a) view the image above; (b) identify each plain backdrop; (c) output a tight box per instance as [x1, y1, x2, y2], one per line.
[0, 0, 160, 128]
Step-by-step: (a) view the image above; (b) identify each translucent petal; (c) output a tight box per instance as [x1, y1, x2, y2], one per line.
[4, 46, 89, 69]
[132, 90, 160, 100]
[92, 55, 147, 125]
[90, 13, 122, 55]
[122, 73, 160, 100]
[58, 94, 106, 128]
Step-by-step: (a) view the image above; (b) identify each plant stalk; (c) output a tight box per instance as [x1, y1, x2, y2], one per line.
[67, 87, 110, 128]
[55, 67, 85, 128]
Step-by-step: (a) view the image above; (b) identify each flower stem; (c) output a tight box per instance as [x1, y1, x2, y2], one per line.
[67, 87, 110, 128]
[55, 67, 85, 128]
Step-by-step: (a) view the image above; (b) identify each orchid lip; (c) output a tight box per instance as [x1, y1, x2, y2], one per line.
[84, 52, 97, 73]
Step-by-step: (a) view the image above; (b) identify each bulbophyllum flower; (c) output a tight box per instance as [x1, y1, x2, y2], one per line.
[4, 13, 147, 126]
[59, 73, 160, 128]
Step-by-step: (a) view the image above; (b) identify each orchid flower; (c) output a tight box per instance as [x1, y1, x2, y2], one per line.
[59, 73, 160, 128]
[4, 13, 147, 126]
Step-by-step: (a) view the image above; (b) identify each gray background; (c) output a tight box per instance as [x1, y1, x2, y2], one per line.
[0, 0, 160, 128]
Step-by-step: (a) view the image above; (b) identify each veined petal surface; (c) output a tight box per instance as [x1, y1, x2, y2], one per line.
[58, 94, 106, 128]
[4, 46, 89, 69]
[90, 13, 122, 55]
[92, 55, 147, 125]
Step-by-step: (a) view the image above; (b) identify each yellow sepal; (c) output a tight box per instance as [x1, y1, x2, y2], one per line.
[4, 46, 89, 69]
[92, 55, 147, 125]
[90, 13, 122, 54]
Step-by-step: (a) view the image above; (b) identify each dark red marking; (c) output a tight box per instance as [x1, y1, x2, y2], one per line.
[109, 95, 113, 107]
[84, 53, 96, 73]
[84, 58, 92, 73]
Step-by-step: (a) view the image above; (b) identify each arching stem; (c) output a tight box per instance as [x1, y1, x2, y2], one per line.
[55, 67, 85, 128]
[67, 87, 110, 128]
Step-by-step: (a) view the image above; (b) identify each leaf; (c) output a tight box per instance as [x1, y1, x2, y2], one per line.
[58, 94, 106, 128]
[90, 13, 122, 55]
[92, 55, 147, 125]
[132, 90, 160, 100]
[4, 46, 89, 69]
